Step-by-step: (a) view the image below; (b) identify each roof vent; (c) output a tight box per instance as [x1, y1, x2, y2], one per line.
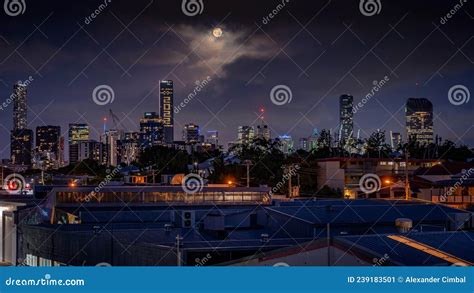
[395, 218, 413, 233]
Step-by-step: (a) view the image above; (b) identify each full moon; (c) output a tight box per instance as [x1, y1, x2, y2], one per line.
[212, 27, 223, 38]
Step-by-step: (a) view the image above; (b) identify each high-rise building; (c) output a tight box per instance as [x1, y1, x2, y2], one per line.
[68, 124, 90, 165]
[237, 126, 255, 145]
[140, 112, 164, 148]
[78, 140, 104, 162]
[406, 98, 434, 145]
[12, 82, 27, 130]
[10, 82, 33, 166]
[206, 130, 219, 146]
[35, 126, 61, 169]
[183, 124, 200, 144]
[160, 80, 174, 144]
[339, 94, 354, 144]
[278, 135, 294, 154]
[10, 129, 33, 166]
[390, 131, 402, 150]
[299, 138, 309, 151]
[36, 126, 61, 156]
[102, 129, 123, 167]
[256, 125, 271, 140]
[121, 132, 140, 165]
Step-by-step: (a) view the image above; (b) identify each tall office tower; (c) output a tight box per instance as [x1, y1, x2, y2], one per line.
[78, 140, 104, 162]
[406, 98, 434, 145]
[183, 124, 200, 144]
[299, 137, 309, 151]
[339, 94, 354, 144]
[121, 132, 140, 165]
[206, 130, 219, 146]
[308, 128, 320, 151]
[68, 124, 90, 165]
[140, 112, 164, 148]
[278, 135, 294, 154]
[390, 131, 402, 150]
[256, 125, 271, 140]
[59, 136, 65, 167]
[10, 129, 33, 166]
[35, 126, 61, 169]
[12, 82, 27, 130]
[237, 126, 255, 145]
[10, 82, 33, 166]
[103, 129, 123, 167]
[160, 80, 174, 143]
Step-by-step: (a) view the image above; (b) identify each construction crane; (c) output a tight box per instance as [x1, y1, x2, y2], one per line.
[109, 109, 124, 131]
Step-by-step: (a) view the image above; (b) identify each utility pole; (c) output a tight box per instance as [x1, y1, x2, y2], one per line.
[176, 235, 183, 266]
[405, 149, 410, 200]
[243, 160, 253, 188]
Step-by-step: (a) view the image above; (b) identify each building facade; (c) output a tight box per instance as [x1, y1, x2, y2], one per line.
[68, 124, 90, 165]
[160, 80, 174, 144]
[140, 112, 164, 148]
[339, 94, 354, 144]
[406, 98, 434, 145]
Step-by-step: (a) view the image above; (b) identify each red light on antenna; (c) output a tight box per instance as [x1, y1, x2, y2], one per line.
[260, 108, 265, 112]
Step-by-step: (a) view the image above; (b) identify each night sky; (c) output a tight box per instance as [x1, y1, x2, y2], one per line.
[0, 0, 473, 160]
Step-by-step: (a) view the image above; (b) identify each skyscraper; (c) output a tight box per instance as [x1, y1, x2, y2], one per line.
[339, 94, 354, 144]
[256, 125, 271, 140]
[35, 126, 61, 169]
[237, 126, 255, 145]
[10, 130, 33, 166]
[12, 82, 27, 130]
[406, 98, 434, 145]
[140, 112, 164, 148]
[10, 82, 33, 166]
[278, 135, 294, 154]
[206, 130, 219, 146]
[183, 124, 200, 144]
[160, 80, 174, 143]
[68, 124, 90, 165]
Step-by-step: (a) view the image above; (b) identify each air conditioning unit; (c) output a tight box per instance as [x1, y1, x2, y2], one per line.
[182, 211, 196, 228]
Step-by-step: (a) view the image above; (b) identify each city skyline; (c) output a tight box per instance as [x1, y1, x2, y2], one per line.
[0, 0, 473, 160]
